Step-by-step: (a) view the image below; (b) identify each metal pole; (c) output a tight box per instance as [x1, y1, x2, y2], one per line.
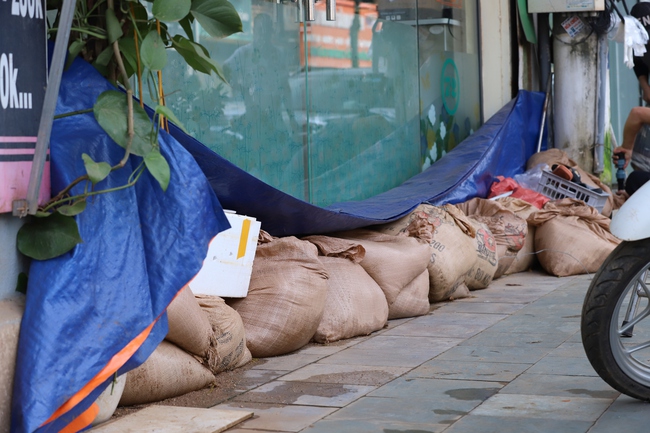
[17, 0, 76, 216]
[537, 72, 552, 153]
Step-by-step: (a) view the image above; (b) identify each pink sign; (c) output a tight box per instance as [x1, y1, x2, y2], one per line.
[0, 137, 50, 213]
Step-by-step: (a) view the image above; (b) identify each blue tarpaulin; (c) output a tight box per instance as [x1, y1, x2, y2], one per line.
[11, 59, 231, 432]
[173, 90, 545, 236]
[12, 53, 544, 432]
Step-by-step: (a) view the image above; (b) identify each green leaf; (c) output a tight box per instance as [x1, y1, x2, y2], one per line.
[58, 200, 87, 217]
[106, 8, 124, 44]
[190, 0, 242, 39]
[94, 90, 156, 157]
[171, 35, 226, 81]
[17, 213, 83, 260]
[66, 39, 85, 70]
[179, 14, 195, 42]
[144, 149, 171, 191]
[118, 38, 138, 78]
[153, 0, 191, 22]
[155, 105, 187, 133]
[35, 211, 50, 218]
[15, 272, 28, 294]
[82, 153, 112, 184]
[140, 31, 167, 71]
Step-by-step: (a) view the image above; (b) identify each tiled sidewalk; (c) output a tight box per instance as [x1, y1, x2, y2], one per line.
[209, 271, 650, 433]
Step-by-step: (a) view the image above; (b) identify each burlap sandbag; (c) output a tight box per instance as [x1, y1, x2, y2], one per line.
[195, 295, 252, 373]
[496, 197, 539, 274]
[377, 204, 497, 303]
[165, 286, 213, 357]
[528, 198, 621, 276]
[527, 149, 613, 217]
[327, 230, 431, 310]
[119, 341, 215, 406]
[456, 198, 527, 279]
[227, 236, 329, 358]
[313, 256, 389, 344]
[388, 269, 430, 319]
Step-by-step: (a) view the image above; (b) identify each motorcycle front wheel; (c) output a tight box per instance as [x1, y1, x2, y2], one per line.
[581, 239, 650, 401]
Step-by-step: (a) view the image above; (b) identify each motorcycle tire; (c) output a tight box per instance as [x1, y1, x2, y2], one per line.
[581, 239, 650, 401]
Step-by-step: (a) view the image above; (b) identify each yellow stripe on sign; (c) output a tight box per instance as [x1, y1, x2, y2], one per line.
[237, 219, 251, 259]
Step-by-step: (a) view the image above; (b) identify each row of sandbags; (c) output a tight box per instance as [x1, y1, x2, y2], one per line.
[117, 288, 252, 406]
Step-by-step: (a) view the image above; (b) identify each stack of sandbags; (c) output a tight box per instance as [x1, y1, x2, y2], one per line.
[302, 236, 389, 343]
[528, 149, 614, 216]
[456, 198, 528, 278]
[325, 230, 431, 319]
[120, 286, 252, 406]
[227, 235, 329, 357]
[527, 198, 621, 276]
[166, 287, 251, 374]
[195, 295, 252, 372]
[120, 340, 215, 406]
[495, 197, 540, 274]
[376, 204, 498, 303]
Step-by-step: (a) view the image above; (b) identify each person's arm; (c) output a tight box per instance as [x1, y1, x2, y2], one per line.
[615, 106, 650, 168]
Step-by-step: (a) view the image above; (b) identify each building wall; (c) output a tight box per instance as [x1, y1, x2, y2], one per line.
[479, 0, 513, 120]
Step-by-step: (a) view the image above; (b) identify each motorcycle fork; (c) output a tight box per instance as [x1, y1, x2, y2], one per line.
[622, 271, 648, 338]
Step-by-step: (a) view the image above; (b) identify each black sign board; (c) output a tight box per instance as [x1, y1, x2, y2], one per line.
[0, 0, 48, 212]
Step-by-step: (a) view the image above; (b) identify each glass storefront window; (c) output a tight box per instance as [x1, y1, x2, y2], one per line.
[155, 0, 480, 207]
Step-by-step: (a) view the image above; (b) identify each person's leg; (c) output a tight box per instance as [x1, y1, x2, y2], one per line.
[625, 170, 650, 195]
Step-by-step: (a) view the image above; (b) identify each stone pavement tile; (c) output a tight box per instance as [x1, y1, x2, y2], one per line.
[382, 312, 507, 339]
[91, 406, 253, 433]
[405, 359, 531, 382]
[318, 336, 463, 367]
[588, 395, 650, 433]
[303, 419, 449, 433]
[443, 414, 593, 433]
[485, 316, 578, 335]
[293, 340, 365, 357]
[524, 353, 599, 377]
[368, 377, 502, 402]
[233, 369, 289, 392]
[232, 380, 375, 407]
[434, 344, 552, 364]
[546, 341, 587, 358]
[281, 364, 409, 386]
[456, 290, 553, 304]
[499, 373, 619, 399]
[471, 393, 612, 421]
[251, 354, 324, 371]
[460, 330, 569, 348]
[214, 402, 337, 432]
[323, 395, 477, 426]
[436, 301, 526, 315]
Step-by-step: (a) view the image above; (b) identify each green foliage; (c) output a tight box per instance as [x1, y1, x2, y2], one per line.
[94, 90, 156, 156]
[140, 31, 167, 71]
[190, 0, 243, 39]
[17, 213, 83, 260]
[82, 153, 112, 184]
[15, 273, 28, 295]
[26, 0, 243, 261]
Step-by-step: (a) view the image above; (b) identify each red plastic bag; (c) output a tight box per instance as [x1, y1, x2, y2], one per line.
[488, 176, 549, 209]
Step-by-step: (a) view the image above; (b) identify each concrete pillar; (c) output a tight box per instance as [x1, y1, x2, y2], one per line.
[0, 297, 25, 433]
[480, 0, 513, 120]
[553, 12, 599, 171]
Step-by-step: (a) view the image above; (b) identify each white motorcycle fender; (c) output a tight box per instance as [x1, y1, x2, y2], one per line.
[610, 180, 650, 241]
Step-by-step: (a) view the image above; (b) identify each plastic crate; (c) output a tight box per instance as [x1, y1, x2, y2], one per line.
[536, 170, 609, 213]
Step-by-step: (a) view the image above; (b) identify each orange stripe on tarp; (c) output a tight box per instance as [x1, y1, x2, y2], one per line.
[42, 282, 194, 432]
[59, 404, 99, 433]
[41, 320, 156, 428]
